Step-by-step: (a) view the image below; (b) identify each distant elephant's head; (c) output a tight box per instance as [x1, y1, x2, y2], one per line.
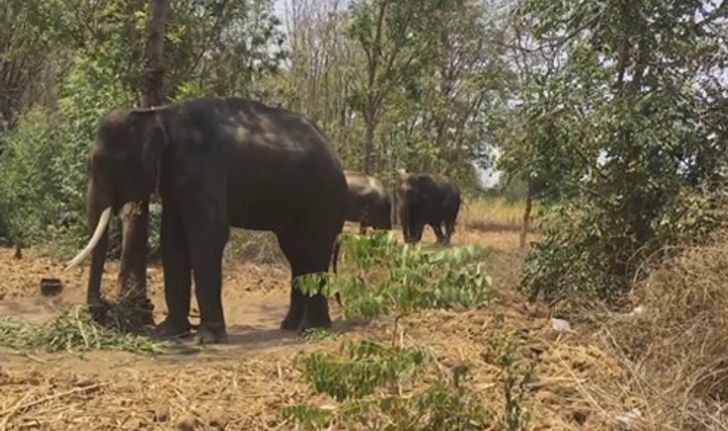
[397, 170, 432, 205]
[65, 107, 168, 302]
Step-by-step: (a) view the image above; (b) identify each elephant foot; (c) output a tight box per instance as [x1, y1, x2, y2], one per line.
[194, 324, 228, 345]
[119, 296, 155, 327]
[153, 318, 193, 339]
[297, 312, 332, 333]
[280, 305, 304, 331]
[87, 299, 111, 323]
[280, 314, 301, 331]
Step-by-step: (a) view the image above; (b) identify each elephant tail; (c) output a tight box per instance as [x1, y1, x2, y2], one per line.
[331, 235, 342, 275]
[331, 235, 343, 307]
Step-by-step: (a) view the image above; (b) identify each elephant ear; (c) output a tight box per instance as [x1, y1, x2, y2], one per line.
[129, 107, 168, 194]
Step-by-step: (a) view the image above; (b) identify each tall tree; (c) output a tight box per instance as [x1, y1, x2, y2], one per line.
[118, 0, 170, 314]
[348, 0, 437, 174]
[498, 0, 728, 299]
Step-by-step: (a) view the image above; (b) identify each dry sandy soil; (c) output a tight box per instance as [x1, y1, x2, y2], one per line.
[0, 226, 629, 430]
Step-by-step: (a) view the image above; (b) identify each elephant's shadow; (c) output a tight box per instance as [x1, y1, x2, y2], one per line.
[161, 316, 369, 360]
[225, 316, 369, 347]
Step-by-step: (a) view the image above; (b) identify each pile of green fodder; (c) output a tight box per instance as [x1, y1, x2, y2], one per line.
[0, 305, 169, 355]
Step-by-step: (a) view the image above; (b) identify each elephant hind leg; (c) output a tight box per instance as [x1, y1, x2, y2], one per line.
[444, 220, 455, 243]
[277, 226, 336, 332]
[431, 222, 447, 244]
[444, 209, 458, 245]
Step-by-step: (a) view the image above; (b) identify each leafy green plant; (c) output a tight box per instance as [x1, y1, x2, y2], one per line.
[299, 341, 433, 401]
[484, 332, 533, 431]
[302, 327, 340, 343]
[285, 341, 491, 430]
[300, 231, 492, 320]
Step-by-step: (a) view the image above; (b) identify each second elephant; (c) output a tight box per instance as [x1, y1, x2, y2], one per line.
[344, 171, 392, 234]
[398, 170, 461, 245]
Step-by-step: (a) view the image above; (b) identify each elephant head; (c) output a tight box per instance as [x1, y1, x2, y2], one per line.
[66, 107, 167, 308]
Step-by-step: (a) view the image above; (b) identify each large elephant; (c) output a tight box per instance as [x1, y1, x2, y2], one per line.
[397, 170, 461, 245]
[66, 96, 348, 343]
[343, 171, 392, 234]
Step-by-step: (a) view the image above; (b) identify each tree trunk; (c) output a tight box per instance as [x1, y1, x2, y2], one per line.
[13, 239, 21, 259]
[363, 115, 375, 174]
[519, 177, 533, 250]
[142, 0, 169, 108]
[118, 0, 169, 316]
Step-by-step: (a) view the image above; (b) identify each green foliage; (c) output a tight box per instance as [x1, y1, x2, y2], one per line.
[0, 109, 58, 245]
[300, 341, 433, 401]
[166, 0, 287, 99]
[0, 0, 286, 256]
[486, 333, 532, 431]
[302, 327, 341, 343]
[284, 341, 491, 430]
[299, 231, 492, 320]
[497, 0, 728, 300]
[0, 0, 501, 255]
[0, 51, 138, 255]
[0, 307, 169, 355]
[289, 233, 495, 428]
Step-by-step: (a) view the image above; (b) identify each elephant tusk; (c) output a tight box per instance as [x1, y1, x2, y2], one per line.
[65, 207, 112, 270]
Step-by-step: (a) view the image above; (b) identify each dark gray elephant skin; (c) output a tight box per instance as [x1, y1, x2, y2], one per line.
[343, 171, 392, 234]
[70, 97, 348, 343]
[398, 171, 461, 245]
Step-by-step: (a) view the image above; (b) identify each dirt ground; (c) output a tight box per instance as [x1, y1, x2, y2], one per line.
[0, 226, 625, 430]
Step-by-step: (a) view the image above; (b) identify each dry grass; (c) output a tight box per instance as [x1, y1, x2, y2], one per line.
[3, 226, 728, 430]
[460, 197, 532, 232]
[224, 229, 284, 264]
[564, 228, 728, 430]
[0, 300, 626, 430]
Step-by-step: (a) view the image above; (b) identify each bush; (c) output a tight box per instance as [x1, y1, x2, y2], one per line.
[522, 187, 726, 301]
[284, 341, 491, 430]
[0, 108, 59, 246]
[300, 231, 492, 320]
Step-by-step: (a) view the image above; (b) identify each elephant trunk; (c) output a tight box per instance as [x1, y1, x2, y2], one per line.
[86, 206, 111, 305]
[64, 185, 112, 305]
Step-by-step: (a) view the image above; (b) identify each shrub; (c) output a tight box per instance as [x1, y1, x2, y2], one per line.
[284, 341, 491, 430]
[0, 54, 167, 259]
[300, 231, 492, 320]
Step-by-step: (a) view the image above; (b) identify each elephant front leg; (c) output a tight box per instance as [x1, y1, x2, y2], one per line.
[154, 205, 193, 338]
[409, 220, 425, 244]
[185, 215, 229, 344]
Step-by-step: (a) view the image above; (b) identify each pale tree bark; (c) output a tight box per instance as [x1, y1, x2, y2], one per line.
[118, 0, 169, 313]
[519, 177, 533, 250]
